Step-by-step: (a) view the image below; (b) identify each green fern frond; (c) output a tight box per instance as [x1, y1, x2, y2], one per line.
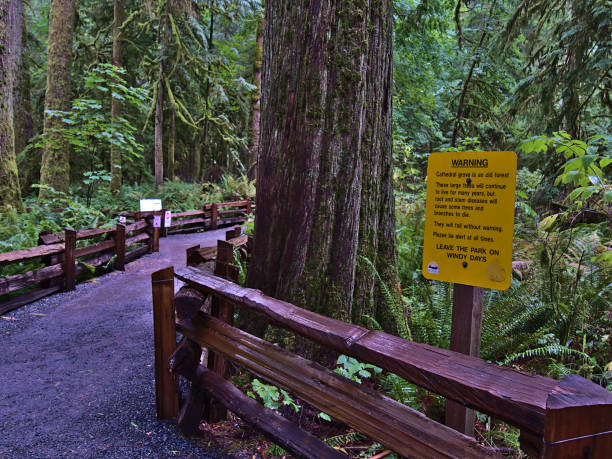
[324, 432, 364, 448]
[502, 344, 592, 365]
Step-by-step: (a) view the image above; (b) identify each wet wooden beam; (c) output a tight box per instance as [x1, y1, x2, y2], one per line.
[177, 313, 499, 458]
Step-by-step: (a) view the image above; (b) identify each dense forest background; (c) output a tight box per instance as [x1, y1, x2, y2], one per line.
[1, 0, 611, 453]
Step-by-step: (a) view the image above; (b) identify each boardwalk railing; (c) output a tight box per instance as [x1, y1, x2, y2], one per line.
[118, 200, 252, 237]
[0, 219, 152, 315]
[153, 260, 612, 458]
[1, 200, 252, 314]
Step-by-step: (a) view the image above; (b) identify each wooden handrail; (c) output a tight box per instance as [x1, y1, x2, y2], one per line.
[176, 312, 500, 458]
[173, 267, 612, 457]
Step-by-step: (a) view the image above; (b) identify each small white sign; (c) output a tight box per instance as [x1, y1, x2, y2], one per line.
[118, 216, 127, 224]
[153, 215, 161, 228]
[164, 211, 172, 228]
[140, 198, 162, 212]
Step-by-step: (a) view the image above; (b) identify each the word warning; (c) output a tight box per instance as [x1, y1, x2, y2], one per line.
[422, 151, 517, 289]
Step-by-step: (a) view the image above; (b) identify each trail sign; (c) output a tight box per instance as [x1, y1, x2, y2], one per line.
[422, 151, 517, 290]
[140, 199, 162, 212]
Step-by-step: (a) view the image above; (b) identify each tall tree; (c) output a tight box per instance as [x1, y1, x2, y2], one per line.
[0, 0, 24, 210]
[110, 0, 124, 194]
[39, 0, 76, 198]
[167, 108, 175, 180]
[14, 1, 33, 171]
[246, 0, 406, 340]
[247, 7, 263, 180]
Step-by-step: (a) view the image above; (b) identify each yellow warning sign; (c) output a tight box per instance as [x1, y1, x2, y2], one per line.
[422, 151, 517, 290]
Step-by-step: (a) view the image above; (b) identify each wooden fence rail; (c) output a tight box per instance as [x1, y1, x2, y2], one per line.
[1, 200, 252, 315]
[0, 218, 152, 315]
[152, 262, 612, 458]
[119, 200, 252, 237]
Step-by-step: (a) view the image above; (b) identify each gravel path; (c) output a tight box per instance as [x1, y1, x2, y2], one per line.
[0, 230, 232, 459]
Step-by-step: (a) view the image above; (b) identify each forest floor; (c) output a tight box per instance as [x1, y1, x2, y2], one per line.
[0, 230, 271, 459]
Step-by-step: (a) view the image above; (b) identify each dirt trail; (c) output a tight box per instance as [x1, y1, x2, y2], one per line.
[0, 230, 231, 459]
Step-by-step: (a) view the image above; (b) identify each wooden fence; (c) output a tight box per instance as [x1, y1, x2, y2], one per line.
[118, 200, 252, 237]
[1, 200, 252, 315]
[153, 258, 612, 458]
[0, 219, 151, 315]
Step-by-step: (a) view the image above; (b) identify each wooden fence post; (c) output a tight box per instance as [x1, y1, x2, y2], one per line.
[64, 228, 77, 291]
[245, 200, 251, 215]
[211, 203, 218, 230]
[445, 284, 483, 436]
[152, 267, 179, 419]
[152, 210, 161, 253]
[115, 224, 126, 271]
[204, 239, 238, 422]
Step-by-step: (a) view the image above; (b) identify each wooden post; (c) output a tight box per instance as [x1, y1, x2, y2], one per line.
[205, 239, 238, 422]
[445, 283, 483, 436]
[225, 226, 241, 240]
[211, 203, 218, 230]
[245, 200, 252, 215]
[115, 224, 126, 271]
[152, 210, 161, 253]
[64, 228, 77, 291]
[540, 375, 612, 458]
[152, 267, 179, 419]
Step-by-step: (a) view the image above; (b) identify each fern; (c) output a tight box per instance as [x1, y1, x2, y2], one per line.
[324, 432, 364, 448]
[359, 255, 411, 340]
[503, 344, 593, 366]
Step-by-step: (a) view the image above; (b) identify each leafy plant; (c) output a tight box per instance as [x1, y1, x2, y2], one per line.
[334, 354, 381, 384]
[247, 378, 300, 413]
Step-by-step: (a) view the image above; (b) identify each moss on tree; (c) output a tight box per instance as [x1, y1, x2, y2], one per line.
[39, 0, 76, 198]
[0, 0, 24, 211]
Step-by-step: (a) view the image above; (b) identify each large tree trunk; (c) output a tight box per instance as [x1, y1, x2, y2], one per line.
[110, 0, 124, 195]
[247, 10, 263, 180]
[246, 0, 405, 341]
[15, 1, 34, 191]
[353, 1, 407, 337]
[154, 8, 170, 190]
[0, 0, 23, 210]
[39, 0, 76, 198]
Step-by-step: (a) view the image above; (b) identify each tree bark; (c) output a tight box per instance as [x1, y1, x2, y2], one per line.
[168, 108, 175, 181]
[39, 0, 76, 198]
[154, 69, 164, 188]
[0, 0, 23, 210]
[192, 133, 201, 182]
[353, 1, 407, 337]
[154, 8, 170, 189]
[200, 0, 214, 178]
[247, 10, 263, 180]
[15, 1, 34, 191]
[246, 0, 405, 340]
[110, 0, 124, 195]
